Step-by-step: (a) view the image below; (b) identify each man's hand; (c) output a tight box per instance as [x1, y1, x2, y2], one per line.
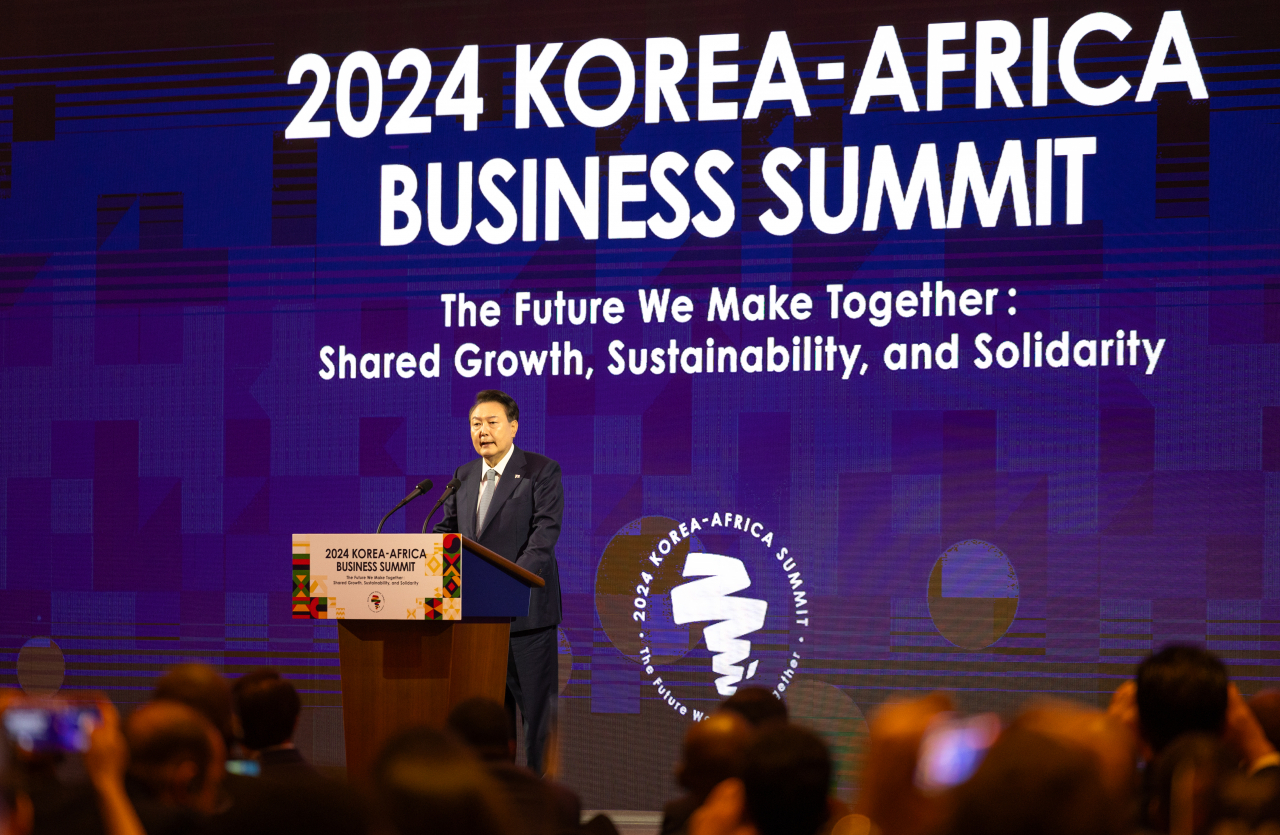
[84, 699, 128, 790]
[83, 699, 147, 835]
[1106, 680, 1138, 732]
[1225, 683, 1278, 770]
[1107, 680, 1150, 754]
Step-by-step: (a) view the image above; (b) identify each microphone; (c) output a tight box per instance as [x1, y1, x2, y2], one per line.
[421, 477, 463, 534]
[375, 478, 433, 534]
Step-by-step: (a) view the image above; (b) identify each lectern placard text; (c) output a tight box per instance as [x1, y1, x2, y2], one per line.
[291, 533, 462, 620]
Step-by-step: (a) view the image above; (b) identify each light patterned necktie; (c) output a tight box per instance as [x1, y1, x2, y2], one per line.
[475, 468, 497, 532]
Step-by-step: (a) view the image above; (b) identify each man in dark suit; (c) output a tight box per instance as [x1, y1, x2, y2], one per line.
[435, 389, 564, 774]
[217, 668, 368, 835]
[232, 669, 314, 779]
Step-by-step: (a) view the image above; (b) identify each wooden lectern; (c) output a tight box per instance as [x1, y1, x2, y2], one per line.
[333, 536, 544, 778]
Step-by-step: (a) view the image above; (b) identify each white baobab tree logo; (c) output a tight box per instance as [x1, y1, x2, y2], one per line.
[670, 552, 768, 696]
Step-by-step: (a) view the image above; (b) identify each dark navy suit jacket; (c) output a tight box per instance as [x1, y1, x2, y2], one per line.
[434, 446, 563, 632]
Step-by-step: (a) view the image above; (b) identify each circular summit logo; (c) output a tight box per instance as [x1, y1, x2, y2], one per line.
[367, 591, 385, 613]
[594, 513, 810, 721]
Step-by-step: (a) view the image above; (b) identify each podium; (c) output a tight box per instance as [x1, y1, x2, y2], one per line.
[291, 533, 544, 778]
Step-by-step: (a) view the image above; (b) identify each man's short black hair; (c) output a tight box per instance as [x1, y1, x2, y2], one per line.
[721, 686, 789, 727]
[1136, 644, 1229, 753]
[235, 675, 301, 751]
[233, 666, 280, 698]
[127, 702, 217, 795]
[471, 390, 519, 422]
[153, 663, 235, 747]
[445, 697, 512, 762]
[373, 726, 511, 835]
[741, 724, 831, 835]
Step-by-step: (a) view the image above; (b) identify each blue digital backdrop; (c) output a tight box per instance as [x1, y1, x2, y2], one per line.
[1, 0, 1279, 809]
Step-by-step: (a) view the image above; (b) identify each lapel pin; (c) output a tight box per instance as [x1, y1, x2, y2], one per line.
[514, 474, 521, 479]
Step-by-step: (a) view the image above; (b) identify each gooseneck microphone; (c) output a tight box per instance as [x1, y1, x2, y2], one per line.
[421, 477, 463, 534]
[375, 478, 433, 534]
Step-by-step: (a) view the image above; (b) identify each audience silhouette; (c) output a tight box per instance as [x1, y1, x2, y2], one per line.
[8, 645, 1280, 835]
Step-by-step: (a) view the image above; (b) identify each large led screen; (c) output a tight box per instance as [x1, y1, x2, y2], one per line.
[2, 0, 1278, 808]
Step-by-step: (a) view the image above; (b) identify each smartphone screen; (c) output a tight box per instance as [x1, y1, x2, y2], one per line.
[225, 759, 261, 777]
[914, 712, 1001, 793]
[3, 704, 100, 754]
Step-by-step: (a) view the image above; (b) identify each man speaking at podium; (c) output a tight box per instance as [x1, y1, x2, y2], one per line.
[435, 389, 564, 774]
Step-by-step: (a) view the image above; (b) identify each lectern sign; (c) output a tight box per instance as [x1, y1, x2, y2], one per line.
[291, 533, 462, 620]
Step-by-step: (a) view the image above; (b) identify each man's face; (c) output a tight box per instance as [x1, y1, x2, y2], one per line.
[470, 400, 517, 464]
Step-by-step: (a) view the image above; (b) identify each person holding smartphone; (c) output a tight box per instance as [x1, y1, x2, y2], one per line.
[1, 691, 146, 835]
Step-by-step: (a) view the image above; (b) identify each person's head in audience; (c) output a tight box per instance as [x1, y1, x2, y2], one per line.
[232, 667, 281, 698]
[946, 725, 1118, 835]
[125, 700, 225, 815]
[1136, 645, 1229, 754]
[1248, 690, 1280, 753]
[234, 672, 301, 754]
[1144, 732, 1236, 835]
[1015, 700, 1139, 810]
[372, 726, 511, 835]
[153, 663, 236, 749]
[446, 697, 514, 763]
[675, 710, 753, 800]
[720, 687, 788, 728]
[740, 723, 831, 835]
[852, 692, 954, 835]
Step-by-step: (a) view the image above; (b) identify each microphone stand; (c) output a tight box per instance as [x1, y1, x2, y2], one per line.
[376, 479, 433, 534]
[421, 479, 461, 534]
